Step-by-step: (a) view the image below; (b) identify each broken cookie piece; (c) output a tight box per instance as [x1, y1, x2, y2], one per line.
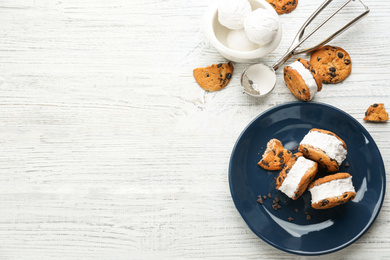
[193, 62, 234, 92]
[258, 139, 292, 171]
[363, 103, 389, 122]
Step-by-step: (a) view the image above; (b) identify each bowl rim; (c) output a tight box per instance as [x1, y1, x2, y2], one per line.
[202, 0, 282, 61]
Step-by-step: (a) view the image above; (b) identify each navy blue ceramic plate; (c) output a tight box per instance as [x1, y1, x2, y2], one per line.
[229, 102, 386, 255]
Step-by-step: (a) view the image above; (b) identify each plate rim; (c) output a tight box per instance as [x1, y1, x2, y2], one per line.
[228, 101, 386, 256]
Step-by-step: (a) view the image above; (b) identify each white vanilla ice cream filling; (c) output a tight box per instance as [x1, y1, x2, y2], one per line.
[300, 131, 347, 165]
[278, 157, 316, 198]
[310, 177, 355, 204]
[289, 61, 318, 100]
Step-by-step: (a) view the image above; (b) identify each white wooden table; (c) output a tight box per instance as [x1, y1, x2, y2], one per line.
[0, 0, 389, 259]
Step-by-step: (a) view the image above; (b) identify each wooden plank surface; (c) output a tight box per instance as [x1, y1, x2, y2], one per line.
[0, 0, 389, 259]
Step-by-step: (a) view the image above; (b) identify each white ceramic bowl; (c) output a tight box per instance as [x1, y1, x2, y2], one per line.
[203, 0, 282, 63]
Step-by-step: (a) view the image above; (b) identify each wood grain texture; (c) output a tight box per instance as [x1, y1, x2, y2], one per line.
[0, 0, 389, 259]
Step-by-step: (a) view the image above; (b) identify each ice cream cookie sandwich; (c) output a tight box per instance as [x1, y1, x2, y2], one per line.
[284, 58, 322, 101]
[308, 172, 356, 209]
[258, 139, 292, 171]
[276, 152, 318, 200]
[299, 128, 347, 172]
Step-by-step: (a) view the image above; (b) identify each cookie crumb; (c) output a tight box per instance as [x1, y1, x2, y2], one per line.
[345, 161, 349, 168]
[268, 193, 272, 198]
[263, 195, 267, 200]
[363, 103, 389, 122]
[257, 197, 264, 205]
[193, 62, 234, 92]
[295, 208, 299, 213]
[288, 217, 294, 222]
[306, 215, 312, 221]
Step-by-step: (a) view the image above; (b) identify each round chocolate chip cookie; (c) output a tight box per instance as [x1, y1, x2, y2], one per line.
[266, 0, 298, 14]
[310, 45, 352, 84]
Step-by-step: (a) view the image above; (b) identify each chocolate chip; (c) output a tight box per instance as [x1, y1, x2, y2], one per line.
[317, 57, 321, 61]
[280, 157, 284, 164]
[293, 0, 296, 5]
[297, 58, 301, 61]
[343, 194, 348, 198]
[321, 199, 329, 206]
[278, 177, 282, 182]
[217, 63, 222, 68]
[277, 151, 284, 158]
[225, 73, 232, 79]
[373, 103, 378, 107]
[311, 69, 315, 74]
[338, 52, 344, 58]
[344, 59, 351, 65]
[329, 67, 336, 72]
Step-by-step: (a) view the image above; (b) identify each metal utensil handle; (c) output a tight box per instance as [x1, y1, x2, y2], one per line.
[272, 0, 370, 71]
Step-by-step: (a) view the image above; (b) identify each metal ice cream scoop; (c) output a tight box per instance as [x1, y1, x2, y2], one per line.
[241, 0, 370, 97]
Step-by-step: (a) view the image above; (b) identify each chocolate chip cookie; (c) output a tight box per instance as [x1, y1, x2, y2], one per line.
[310, 45, 352, 84]
[258, 139, 292, 171]
[266, 0, 298, 14]
[193, 62, 234, 92]
[364, 103, 389, 122]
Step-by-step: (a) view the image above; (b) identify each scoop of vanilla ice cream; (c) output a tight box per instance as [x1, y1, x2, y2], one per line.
[218, 0, 252, 30]
[227, 29, 259, 51]
[244, 8, 279, 46]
